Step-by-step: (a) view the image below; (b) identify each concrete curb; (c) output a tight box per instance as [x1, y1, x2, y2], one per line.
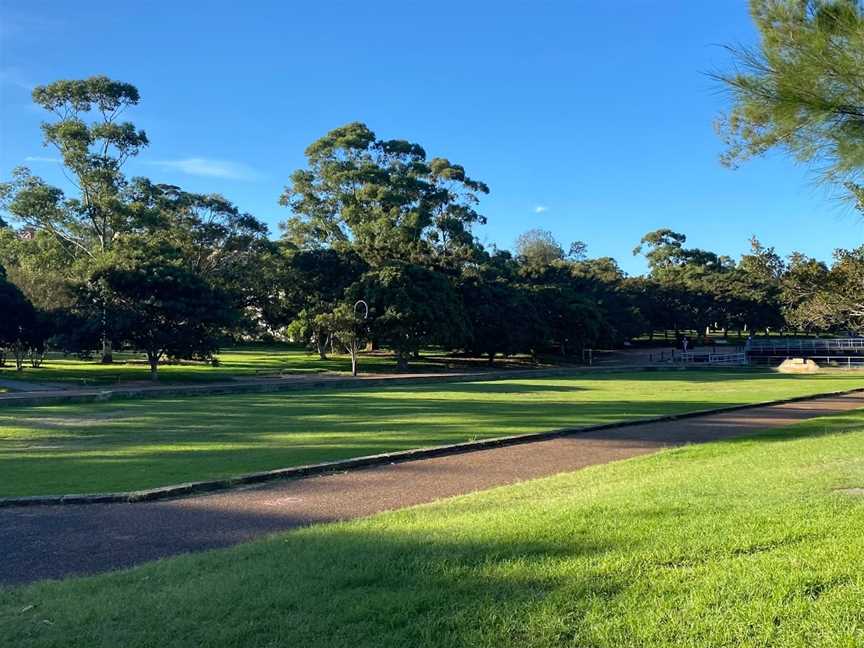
[2, 384, 862, 508]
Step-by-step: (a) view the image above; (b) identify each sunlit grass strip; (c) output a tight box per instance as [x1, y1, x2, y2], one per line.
[1, 370, 863, 497]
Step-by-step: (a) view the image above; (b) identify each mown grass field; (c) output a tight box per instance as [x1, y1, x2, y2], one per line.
[3, 408, 864, 647]
[0, 345, 433, 385]
[2, 370, 863, 497]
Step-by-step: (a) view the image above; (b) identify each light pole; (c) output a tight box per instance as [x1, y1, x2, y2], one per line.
[351, 300, 368, 377]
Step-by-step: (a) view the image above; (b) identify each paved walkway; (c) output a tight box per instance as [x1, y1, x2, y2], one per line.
[3, 392, 863, 586]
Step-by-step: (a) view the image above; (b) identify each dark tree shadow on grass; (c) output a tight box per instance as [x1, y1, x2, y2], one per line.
[2, 516, 625, 648]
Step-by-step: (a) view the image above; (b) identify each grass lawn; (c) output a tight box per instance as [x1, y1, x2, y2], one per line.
[3, 409, 864, 647]
[2, 370, 863, 498]
[0, 345, 440, 385]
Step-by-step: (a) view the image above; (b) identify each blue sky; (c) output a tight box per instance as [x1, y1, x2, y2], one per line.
[1, 0, 860, 275]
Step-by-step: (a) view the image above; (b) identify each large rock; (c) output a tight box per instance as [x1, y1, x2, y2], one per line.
[777, 358, 820, 374]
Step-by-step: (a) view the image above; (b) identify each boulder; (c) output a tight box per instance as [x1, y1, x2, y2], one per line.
[777, 358, 820, 374]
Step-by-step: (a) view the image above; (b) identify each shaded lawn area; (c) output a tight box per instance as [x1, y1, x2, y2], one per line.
[2, 370, 864, 497]
[3, 409, 864, 647]
[0, 345, 439, 386]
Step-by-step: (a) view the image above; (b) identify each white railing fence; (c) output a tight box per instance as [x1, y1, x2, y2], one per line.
[747, 338, 864, 354]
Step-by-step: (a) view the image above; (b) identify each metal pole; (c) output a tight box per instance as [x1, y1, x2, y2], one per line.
[351, 300, 369, 377]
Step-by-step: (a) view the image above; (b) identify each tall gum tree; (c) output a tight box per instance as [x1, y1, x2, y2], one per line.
[279, 123, 488, 367]
[279, 122, 489, 269]
[0, 76, 148, 362]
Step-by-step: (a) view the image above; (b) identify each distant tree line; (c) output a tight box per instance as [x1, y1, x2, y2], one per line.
[1, 74, 863, 378]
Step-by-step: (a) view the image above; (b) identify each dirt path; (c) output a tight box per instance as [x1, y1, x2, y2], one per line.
[3, 392, 863, 586]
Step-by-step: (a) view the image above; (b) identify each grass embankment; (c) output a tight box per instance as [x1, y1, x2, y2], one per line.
[3, 409, 864, 647]
[2, 370, 863, 497]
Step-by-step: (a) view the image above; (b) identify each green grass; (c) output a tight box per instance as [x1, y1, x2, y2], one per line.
[0, 345, 437, 385]
[4, 409, 864, 647]
[2, 370, 863, 497]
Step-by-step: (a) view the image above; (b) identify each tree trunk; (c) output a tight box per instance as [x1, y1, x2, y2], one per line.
[316, 333, 327, 360]
[148, 353, 159, 382]
[100, 304, 113, 363]
[351, 351, 358, 377]
[14, 340, 24, 371]
[101, 337, 113, 364]
[487, 351, 496, 365]
[396, 352, 409, 371]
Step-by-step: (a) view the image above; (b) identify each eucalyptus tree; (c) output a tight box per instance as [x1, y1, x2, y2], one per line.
[623, 277, 676, 340]
[460, 271, 539, 364]
[781, 252, 831, 331]
[634, 229, 737, 335]
[730, 237, 785, 334]
[313, 302, 368, 375]
[0, 224, 81, 310]
[280, 248, 367, 359]
[123, 178, 275, 330]
[633, 229, 693, 275]
[820, 246, 864, 331]
[527, 284, 604, 357]
[514, 229, 565, 268]
[351, 264, 468, 369]
[28, 76, 147, 256]
[0, 265, 38, 369]
[568, 257, 648, 343]
[279, 123, 488, 367]
[279, 122, 489, 269]
[739, 236, 785, 284]
[79, 242, 236, 381]
[0, 76, 148, 361]
[778, 250, 857, 333]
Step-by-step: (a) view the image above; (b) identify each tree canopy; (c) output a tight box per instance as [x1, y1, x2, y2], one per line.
[80, 245, 236, 380]
[716, 0, 864, 192]
[2, 72, 863, 378]
[279, 122, 489, 268]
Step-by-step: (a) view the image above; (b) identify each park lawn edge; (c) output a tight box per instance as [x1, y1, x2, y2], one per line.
[3, 383, 863, 508]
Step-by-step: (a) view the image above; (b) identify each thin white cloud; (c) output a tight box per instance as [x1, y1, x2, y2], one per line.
[147, 157, 260, 181]
[24, 155, 61, 163]
[534, 205, 549, 214]
[0, 67, 35, 92]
